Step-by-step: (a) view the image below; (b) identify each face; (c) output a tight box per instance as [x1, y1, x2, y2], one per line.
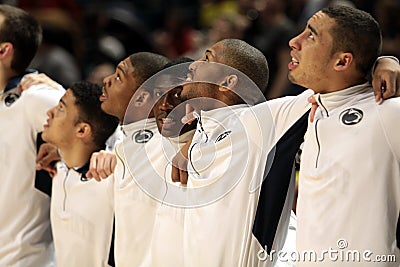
[288, 11, 337, 92]
[181, 41, 227, 110]
[101, 57, 139, 121]
[42, 89, 80, 148]
[153, 86, 196, 137]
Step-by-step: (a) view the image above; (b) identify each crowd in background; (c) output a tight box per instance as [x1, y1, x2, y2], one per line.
[4, 0, 400, 98]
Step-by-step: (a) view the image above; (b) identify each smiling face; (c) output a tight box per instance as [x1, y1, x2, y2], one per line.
[42, 89, 80, 148]
[153, 85, 196, 138]
[288, 11, 337, 92]
[101, 57, 139, 121]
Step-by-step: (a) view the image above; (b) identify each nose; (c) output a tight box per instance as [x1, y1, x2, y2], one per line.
[46, 106, 55, 119]
[289, 33, 301, 51]
[159, 94, 174, 111]
[103, 74, 112, 88]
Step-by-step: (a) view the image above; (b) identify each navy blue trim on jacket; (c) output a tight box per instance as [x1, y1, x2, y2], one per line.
[252, 110, 309, 253]
[34, 132, 53, 197]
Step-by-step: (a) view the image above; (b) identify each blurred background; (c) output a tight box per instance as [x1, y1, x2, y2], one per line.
[3, 0, 399, 99]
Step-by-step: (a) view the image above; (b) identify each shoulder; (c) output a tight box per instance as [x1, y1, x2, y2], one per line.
[21, 84, 65, 100]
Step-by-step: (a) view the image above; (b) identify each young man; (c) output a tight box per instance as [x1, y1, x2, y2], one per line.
[17, 52, 170, 265]
[179, 39, 313, 267]
[41, 81, 119, 266]
[117, 57, 196, 266]
[0, 5, 64, 266]
[172, 38, 400, 267]
[87, 52, 169, 180]
[288, 6, 400, 266]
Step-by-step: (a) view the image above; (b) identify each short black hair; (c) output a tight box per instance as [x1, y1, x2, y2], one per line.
[128, 52, 170, 85]
[220, 39, 269, 94]
[69, 81, 119, 150]
[322, 5, 382, 76]
[0, 5, 42, 74]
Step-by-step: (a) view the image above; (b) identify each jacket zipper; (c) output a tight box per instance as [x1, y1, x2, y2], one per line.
[314, 118, 321, 168]
[314, 95, 329, 168]
[63, 169, 69, 211]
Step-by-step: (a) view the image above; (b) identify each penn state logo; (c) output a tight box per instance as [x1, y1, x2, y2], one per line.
[4, 93, 19, 107]
[340, 108, 363, 125]
[133, 129, 154, 143]
[215, 130, 231, 143]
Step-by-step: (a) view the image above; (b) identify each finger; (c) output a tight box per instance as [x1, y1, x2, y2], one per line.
[36, 146, 49, 163]
[100, 154, 116, 178]
[35, 163, 43, 171]
[17, 84, 23, 95]
[49, 169, 57, 178]
[39, 151, 60, 168]
[96, 154, 108, 179]
[109, 155, 117, 176]
[171, 165, 180, 182]
[180, 169, 188, 184]
[382, 76, 396, 100]
[182, 104, 196, 124]
[89, 154, 101, 182]
[86, 170, 93, 178]
[181, 112, 196, 124]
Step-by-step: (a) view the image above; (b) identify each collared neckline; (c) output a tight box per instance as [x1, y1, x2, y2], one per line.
[312, 82, 372, 118]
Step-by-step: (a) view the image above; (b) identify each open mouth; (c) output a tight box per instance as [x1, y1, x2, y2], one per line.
[100, 88, 108, 101]
[288, 54, 300, 70]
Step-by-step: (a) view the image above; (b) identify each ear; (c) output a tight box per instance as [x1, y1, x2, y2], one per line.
[0, 42, 14, 59]
[334, 52, 353, 71]
[76, 122, 92, 139]
[219, 74, 238, 92]
[133, 90, 152, 107]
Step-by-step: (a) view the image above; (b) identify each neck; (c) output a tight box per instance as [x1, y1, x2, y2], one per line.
[59, 143, 98, 169]
[0, 66, 15, 93]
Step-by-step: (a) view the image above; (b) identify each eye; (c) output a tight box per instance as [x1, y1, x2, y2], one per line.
[308, 32, 314, 40]
[57, 103, 63, 111]
[115, 74, 121, 81]
[205, 54, 209, 62]
[173, 91, 181, 99]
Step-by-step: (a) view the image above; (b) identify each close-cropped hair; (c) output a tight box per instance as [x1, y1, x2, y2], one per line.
[128, 52, 170, 86]
[0, 5, 42, 74]
[220, 39, 269, 95]
[69, 81, 119, 150]
[322, 5, 382, 76]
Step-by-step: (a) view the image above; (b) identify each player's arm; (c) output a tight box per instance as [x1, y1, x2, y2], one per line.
[86, 150, 117, 182]
[18, 73, 64, 93]
[36, 142, 60, 178]
[171, 136, 193, 185]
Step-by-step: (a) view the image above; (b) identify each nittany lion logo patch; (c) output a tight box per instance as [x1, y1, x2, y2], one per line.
[4, 93, 19, 107]
[339, 108, 363, 125]
[133, 129, 154, 143]
[215, 130, 231, 143]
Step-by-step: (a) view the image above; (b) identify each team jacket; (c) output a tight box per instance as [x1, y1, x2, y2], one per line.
[183, 89, 312, 267]
[0, 76, 64, 267]
[297, 83, 400, 266]
[113, 118, 159, 266]
[51, 161, 114, 267]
